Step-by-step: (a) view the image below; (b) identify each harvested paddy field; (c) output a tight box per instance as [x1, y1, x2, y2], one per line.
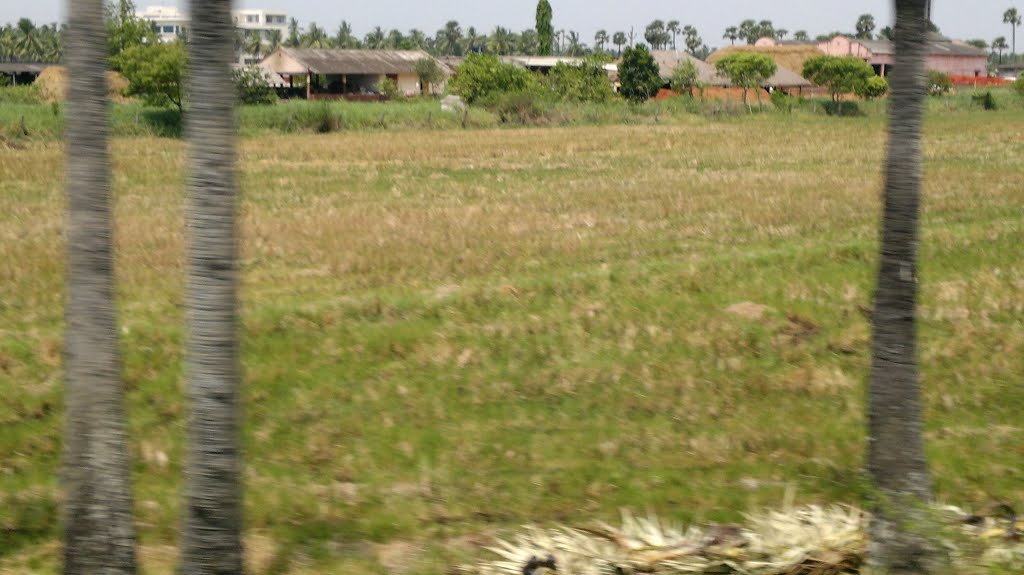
[1, 112, 1022, 573]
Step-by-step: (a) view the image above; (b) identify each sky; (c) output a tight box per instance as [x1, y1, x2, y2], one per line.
[4, 0, 1017, 47]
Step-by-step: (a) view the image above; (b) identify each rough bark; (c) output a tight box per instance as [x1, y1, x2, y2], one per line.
[180, 0, 244, 572]
[63, 0, 138, 571]
[867, 0, 945, 573]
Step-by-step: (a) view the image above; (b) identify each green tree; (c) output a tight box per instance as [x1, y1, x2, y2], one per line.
[333, 21, 356, 48]
[793, 30, 809, 42]
[714, 52, 776, 108]
[856, 13, 877, 39]
[965, 38, 988, 50]
[62, 0, 138, 570]
[115, 41, 187, 112]
[594, 29, 609, 52]
[880, 26, 895, 40]
[536, 0, 553, 56]
[547, 57, 613, 102]
[449, 52, 538, 103]
[619, 44, 661, 102]
[104, 0, 155, 66]
[302, 22, 329, 48]
[180, 0, 243, 570]
[867, 0, 946, 573]
[414, 57, 445, 94]
[737, 19, 757, 44]
[802, 55, 876, 101]
[243, 30, 264, 61]
[683, 25, 703, 55]
[438, 20, 463, 55]
[267, 29, 283, 53]
[644, 20, 669, 50]
[669, 59, 699, 96]
[1004, 8, 1021, 56]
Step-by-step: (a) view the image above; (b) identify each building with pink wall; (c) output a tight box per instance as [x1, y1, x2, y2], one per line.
[816, 35, 988, 78]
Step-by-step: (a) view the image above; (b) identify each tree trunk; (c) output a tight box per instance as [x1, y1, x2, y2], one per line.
[867, 0, 945, 572]
[180, 0, 244, 570]
[62, 0, 137, 571]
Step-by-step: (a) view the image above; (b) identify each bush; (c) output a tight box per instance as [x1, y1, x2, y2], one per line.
[822, 100, 863, 117]
[546, 58, 613, 103]
[479, 87, 552, 124]
[856, 76, 889, 100]
[971, 90, 997, 110]
[379, 78, 401, 101]
[449, 53, 539, 104]
[232, 65, 276, 106]
[926, 70, 952, 96]
[770, 89, 796, 112]
[1013, 76, 1024, 98]
[619, 45, 661, 103]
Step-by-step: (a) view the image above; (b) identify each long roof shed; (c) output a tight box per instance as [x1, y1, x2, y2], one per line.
[259, 48, 450, 98]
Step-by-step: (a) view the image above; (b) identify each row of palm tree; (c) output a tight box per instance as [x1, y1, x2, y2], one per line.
[0, 18, 63, 62]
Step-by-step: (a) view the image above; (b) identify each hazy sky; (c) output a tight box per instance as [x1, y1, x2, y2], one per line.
[5, 1, 1017, 47]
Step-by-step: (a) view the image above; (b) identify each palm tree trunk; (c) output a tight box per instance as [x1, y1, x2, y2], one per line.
[867, 0, 945, 572]
[180, 0, 244, 571]
[63, 0, 137, 571]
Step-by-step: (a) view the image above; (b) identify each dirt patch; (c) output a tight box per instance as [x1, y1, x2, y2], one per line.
[374, 540, 423, 574]
[34, 66, 132, 104]
[726, 301, 773, 321]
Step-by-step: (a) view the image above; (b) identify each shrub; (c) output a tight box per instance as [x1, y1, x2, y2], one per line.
[822, 100, 863, 117]
[449, 53, 539, 104]
[856, 76, 889, 100]
[0, 74, 9, 88]
[669, 60, 700, 97]
[926, 70, 952, 96]
[232, 65, 276, 106]
[619, 45, 661, 103]
[479, 87, 552, 124]
[770, 89, 796, 112]
[546, 58, 613, 103]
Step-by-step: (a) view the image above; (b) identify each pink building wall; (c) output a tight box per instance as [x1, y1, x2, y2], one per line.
[816, 36, 987, 77]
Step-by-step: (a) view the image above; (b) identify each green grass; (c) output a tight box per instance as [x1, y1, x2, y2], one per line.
[0, 107, 1022, 574]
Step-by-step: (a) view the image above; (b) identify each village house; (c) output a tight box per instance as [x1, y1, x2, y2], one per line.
[816, 34, 989, 78]
[654, 50, 811, 94]
[258, 48, 449, 99]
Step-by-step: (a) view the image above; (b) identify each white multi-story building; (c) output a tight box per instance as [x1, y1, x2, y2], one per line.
[137, 5, 189, 43]
[137, 5, 288, 64]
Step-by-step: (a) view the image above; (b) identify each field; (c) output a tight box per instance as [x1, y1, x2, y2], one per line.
[1, 106, 1023, 573]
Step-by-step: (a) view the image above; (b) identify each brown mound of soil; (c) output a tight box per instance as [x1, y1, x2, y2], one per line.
[35, 66, 132, 104]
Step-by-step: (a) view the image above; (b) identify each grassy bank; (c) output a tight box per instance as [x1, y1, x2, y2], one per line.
[1, 111, 1022, 574]
[2, 86, 1022, 141]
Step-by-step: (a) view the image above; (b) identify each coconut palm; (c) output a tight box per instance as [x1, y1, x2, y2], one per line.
[566, 30, 584, 56]
[594, 29, 609, 52]
[363, 26, 385, 49]
[286, 17, 300, 47]
[993, 35, 1009, 62]
[723, 25, 739, 45]
[464, 26, 480, 54]
[1004, 8, 1022, 57]
[180, 0, 243, 570]
[612, 31, 626, 55]
[244, 29, 264, 61]
[301, 22, 329, 48]
[267, 28, 282, 53]
[438, 20, 462, 55]
[332, 20, 354, 48]
[667, 20, 680, 50]
[868, 0, 945, 572]
[62, 0, 137, 569]
[488, 26, 515, 55]
[408, 28, 427, 50]
[386, 29, 405, 49]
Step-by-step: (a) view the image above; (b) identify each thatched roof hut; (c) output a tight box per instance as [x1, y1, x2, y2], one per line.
[707, 45, 825, 77]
